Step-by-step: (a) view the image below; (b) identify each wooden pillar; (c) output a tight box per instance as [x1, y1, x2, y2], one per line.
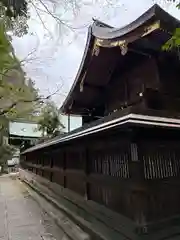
[84, 148, 90, 200]
[50, 154, 53, 182]
[129, 131, 148, 233]
[41, 153, 44, 177]
[129, 143, 144, 180]
[128, 129, 144, 180]
[63, 151, 66, 188]
[68, 114, 70, 133]
[36, 155, 38, 175]
[47, 152, 51, 181]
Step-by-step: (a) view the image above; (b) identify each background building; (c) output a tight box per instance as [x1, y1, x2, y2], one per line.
[9, 120, 42, 153]
[60, 114, 82, 133]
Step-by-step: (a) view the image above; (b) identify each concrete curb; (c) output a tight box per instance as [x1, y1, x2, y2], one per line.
[21, 179, 104, 240]
[19, 169, 136, 240]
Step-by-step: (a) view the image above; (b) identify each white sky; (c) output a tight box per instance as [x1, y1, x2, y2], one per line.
[12, 0, 180, 107]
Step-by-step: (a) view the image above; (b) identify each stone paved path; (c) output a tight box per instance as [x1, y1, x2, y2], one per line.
[0, 175, 68, 240]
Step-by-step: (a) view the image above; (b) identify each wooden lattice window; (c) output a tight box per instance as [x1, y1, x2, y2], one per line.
[90, 147, 130, 178]
[141, 142, 180, 179]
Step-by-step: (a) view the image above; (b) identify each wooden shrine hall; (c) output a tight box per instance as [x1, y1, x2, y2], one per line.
[20, 4, 180, 240]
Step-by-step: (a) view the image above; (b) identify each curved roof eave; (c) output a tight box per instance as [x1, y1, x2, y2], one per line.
[60, 4, 180, 114]
[60, 26, 94, 113]
[91, 4, 180, 39]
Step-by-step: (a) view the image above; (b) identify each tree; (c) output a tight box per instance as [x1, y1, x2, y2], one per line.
[163, 1, 180, 50]
[0, 0, 81, 38]
[0, 0, 28, 18]
[0, 0, 73, 167]
[0, 17, 60, 126]
[0, 20, 47, 169]
[0, 0, 29, 37]
[0, 22, 40, 122]
[37, 100, 64, 138]
[0, 144, 16, 173]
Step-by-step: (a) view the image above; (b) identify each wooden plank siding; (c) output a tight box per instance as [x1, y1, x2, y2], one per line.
[20, 127, 180, 226]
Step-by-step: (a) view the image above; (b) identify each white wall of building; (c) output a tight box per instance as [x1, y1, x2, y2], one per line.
[9, 115, 82, 138]
[60, 114, 82, 133]
[9, 122, 42, 137]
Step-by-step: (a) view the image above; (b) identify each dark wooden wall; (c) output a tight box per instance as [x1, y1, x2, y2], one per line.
[104, 53, 180, 115]
[105, 57, 159, 114]
[155, 54, 180, 112]
[158, 54, 180, 97]
[21, 127, 180, 228]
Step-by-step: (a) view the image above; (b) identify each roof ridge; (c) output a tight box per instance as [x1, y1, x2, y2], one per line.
[92, 18, 113, 29]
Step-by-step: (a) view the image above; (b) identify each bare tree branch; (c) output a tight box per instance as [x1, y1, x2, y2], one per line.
[0, 88, 60, 116]
[0, 47, 39, 79]
[30, 0, 54, 38]
[32, 0, 89, 33]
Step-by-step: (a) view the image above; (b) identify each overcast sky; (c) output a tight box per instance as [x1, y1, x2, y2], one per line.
[12, 0, 180, 107]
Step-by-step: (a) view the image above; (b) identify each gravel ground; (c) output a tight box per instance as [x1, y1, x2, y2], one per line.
[0, 175, 69, 240]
